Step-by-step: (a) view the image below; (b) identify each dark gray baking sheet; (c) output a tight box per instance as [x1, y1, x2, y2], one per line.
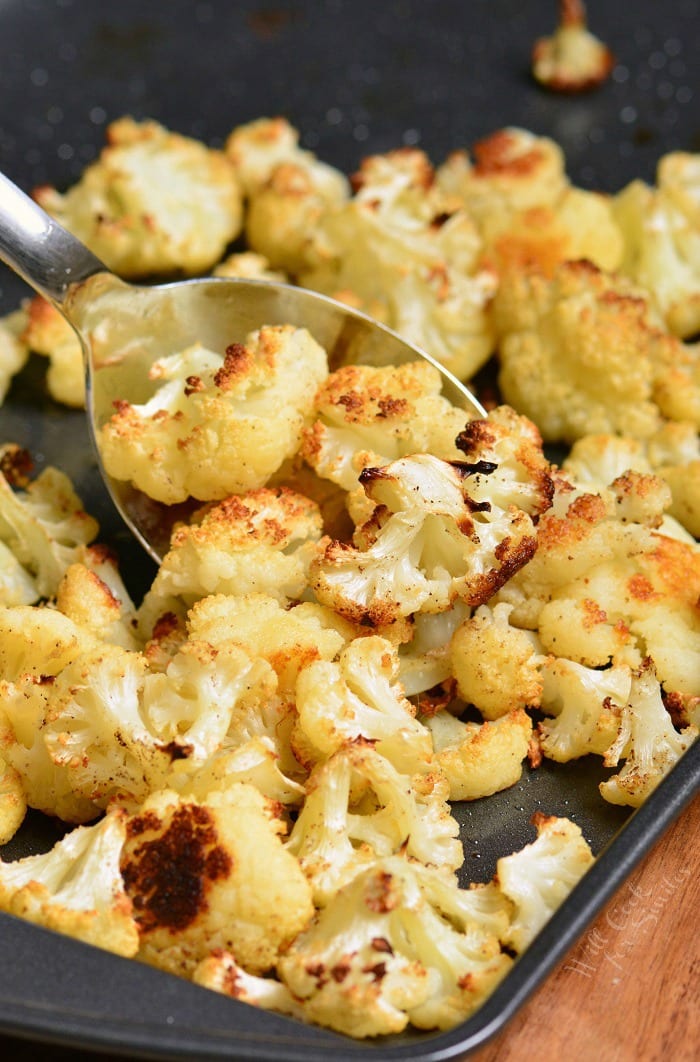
[0, 1, 699, 1057]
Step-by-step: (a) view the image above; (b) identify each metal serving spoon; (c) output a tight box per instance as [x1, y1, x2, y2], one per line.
[0, 170, 485, 562]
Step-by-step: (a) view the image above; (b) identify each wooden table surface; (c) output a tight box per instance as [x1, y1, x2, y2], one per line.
[1, 793, 698, 1062]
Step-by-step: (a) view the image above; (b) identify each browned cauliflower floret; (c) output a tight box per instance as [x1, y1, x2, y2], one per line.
[300, 147, 497, 380]
[0, 310, 28, 406]
[99, 324, 328, 505]
[531, 0, 614, 94]
[425, 706, 534, 800]
[55, 544, 139, 650]
[614, 151, 700, 338]
[436, 128, 622, 276]
[492, 260, 700, 442]
[120, 785, 313, 976]
[22, 296, 85, 408]
[0, 753, 26, 843]
[34, 117, 243, 278]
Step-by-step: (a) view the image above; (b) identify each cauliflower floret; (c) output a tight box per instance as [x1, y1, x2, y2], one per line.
[300, 147, 497, 380]
[311, 451, 538, 625]
[531, 0, 614, 93]
[136, 489, 323, 637]
[34, 117, 243, 277]
[538, 657, 631, 762]
[0, 807, 139, 956]
[425, 707, 533, 800]
[0, 604, 98, 680]
[22, 296, 85, 407]
[286, 742, 462, 905]
[278, 856, 512, 1036]
[646, 421, 700, 538]
[0, 447, 98, 603]
[294, 636, 433, 775]
[0, 754, 26, 843]
[56, 545, 139, 650]
[398, 599, 471, 696]
[99, 324, 329, 505]
[600, 661, 697, 807]
[493, 260, 678, 443]
[0, 309, 29, 406]
[451, 603, 545, 720]
[301, 360, 471, 498]
[436, 128, 622, 276]
[120, 785, 313, 976]
[212, 250, 286, 282]
[193, 950, 304, 1019]
[614, 151, 700, 338]
[497, 813, 594, 953]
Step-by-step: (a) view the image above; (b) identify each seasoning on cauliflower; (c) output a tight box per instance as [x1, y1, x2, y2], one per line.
[496, 812, 594, 953]
[425, 707, 533, 801]
[299, 147, 497, 380]
[0, 310, 29, 406]
[136, 488, 323, 637]
[120, 785, 313, 977]
[531, 0, 614, 94]
[614, 151, 700, 339]
[0, 807, 139, 956]
[34, 117, 243, 278]
[278, 856, 512, 1037]
[99, 324, 329, 505]
[311, 451, 538, 625]
[294, 636, 433, 776]
[537, 657, 631, 762]
[0, 603, 98, 681]
[0, 446, 99, 604]
[0, 753, 26, 843]
[600, 660, 697, 807]
[286, 741, 462, 905]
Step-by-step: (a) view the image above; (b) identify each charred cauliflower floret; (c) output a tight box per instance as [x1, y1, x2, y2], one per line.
[425, 707, 533, 800]
[0, 447, 98, 604]
[99, 324, 328, 505]
[0, 807, 139, 956]
[497, 813, 594, 952]
[492, 260, 700, 442]
[614, 150, 700, 339]
[34, 117, 243, 278]
[278, 856, 512, 1037]
[531, 0, 614, 94]
[136, 489, 323, 636]
[299, 147, 497, 380]
[0, 310, 28, 406]
[120, 785, 313, 977]
[436, 127, 622, 276]
[311, 450, 540, 625]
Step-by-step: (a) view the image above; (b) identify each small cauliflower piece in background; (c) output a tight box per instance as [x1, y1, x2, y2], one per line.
[646, 421, 700, 538]
[193, 950, 304, 1020]
[0, 754, 26, 843]
[56, 544, 140, 650]
[212, 250, 287, 282]
[226, 116, 349, 275]
[531, 0, 614, 94]
[425, 707, 533, 801]
[278, 856, 512, 1037]
[0, 310, 29, 406]
[136, 488, 323, 637]
[497, 813, 594, 953]
[120, 785, 313, 977]
[300, 147, 497, 380]
[614, 151, 700, 339]
[22, 296, 85, 408]
[35, 117, 243, 278]
[0, 446, 98, 604]
[600, 661, 697, 807]
[99, 324, 328, 505]
[0, 807, 139, 956]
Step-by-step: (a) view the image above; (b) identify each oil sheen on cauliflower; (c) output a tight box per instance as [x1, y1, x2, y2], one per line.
[99, 324, 328, 505]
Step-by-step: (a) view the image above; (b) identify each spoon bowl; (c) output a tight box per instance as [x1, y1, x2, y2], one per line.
[0, 170, 485, 561]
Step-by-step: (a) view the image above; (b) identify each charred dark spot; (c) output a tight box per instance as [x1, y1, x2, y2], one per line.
[362, 962, 387, 982]
[158, 740, 194, 761]
[0, 445, 33, 487]
[371, 937, 394, 955]
[331, 961, 351, 983]
[358, 465, 392, 486]
[452, 459, 498, 478]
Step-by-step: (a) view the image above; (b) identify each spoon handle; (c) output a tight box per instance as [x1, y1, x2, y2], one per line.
[0, 170, 106, 308]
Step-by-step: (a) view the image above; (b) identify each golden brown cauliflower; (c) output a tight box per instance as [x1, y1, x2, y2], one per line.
[0, 310, 28, 406]
[531, 0, 615, 94]
[34, 117, 243, 278]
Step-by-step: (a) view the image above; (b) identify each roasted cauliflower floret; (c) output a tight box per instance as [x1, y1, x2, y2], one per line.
[300, 147, 497, 380]
[537, 657, 631, 762]
[0, 807, 139, 956]
[212, 250, 286, 282]
[34, 117, 242, 278]
[56, 545, 139, 650]
[0, 604, 98, 680]
[193, 950, 304, 1019]
[294, 636, 433, 776]
[0, 310, 29, 405]
[0, 753, 26, 843]
[311, 451, 539, 625]
[614, 151, 700, 338]
[99, 324, 328, 505]
[0, 447, 98, 604]
[137, 489, 323, 637]
[497, 813, 594, 952]
[278, 856, 512, 1037]
[286, 742, 461, 905]
[646, 422, 700, 538]
[600, 661, 697, 807]
[425, 707, 533, 800]
[531, 0, 614, 94]
[22, 296, 85, 407]
[120, 785, 313, 976]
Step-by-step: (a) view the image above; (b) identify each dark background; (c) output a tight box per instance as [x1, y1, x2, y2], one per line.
[0, 1, 699, 1059]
